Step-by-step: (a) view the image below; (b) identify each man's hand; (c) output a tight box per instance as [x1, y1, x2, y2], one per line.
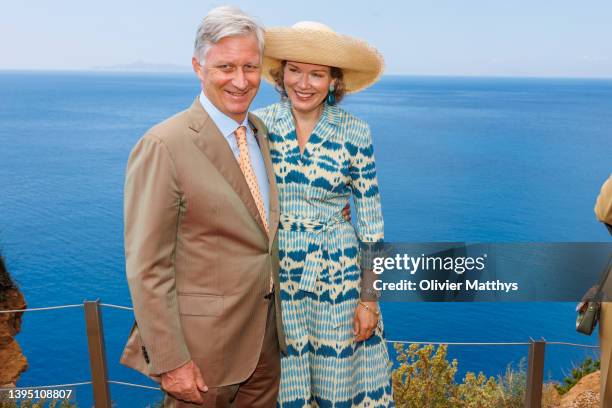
[161, 360, 208, 404]
[353, 301, 379, 342]
[342, 203, 352, 222]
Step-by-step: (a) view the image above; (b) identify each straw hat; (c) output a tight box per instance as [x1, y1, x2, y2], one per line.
[262, 21, 384, 94]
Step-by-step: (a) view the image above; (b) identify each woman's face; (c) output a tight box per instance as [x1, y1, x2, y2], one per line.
[283, 61, 335, 114]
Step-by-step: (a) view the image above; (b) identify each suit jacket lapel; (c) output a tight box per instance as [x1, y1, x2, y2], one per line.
[187, 98, 268, 237]
[249, 112, 279, 248]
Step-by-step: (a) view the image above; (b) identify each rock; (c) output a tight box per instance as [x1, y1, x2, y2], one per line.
[560, 371, 600, 408]
[0, 287, 29, 387]
[543, 382, 562, 407]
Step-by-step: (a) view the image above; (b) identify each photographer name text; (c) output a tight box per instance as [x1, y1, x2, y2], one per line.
[373, 279, 519, 293]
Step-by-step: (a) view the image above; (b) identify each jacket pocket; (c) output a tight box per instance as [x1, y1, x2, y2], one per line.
[177, 293, 223, 316]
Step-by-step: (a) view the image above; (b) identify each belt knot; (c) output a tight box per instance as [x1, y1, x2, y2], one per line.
[279, 214, 345, 233]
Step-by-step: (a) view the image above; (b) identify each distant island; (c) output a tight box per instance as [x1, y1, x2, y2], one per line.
[91, 61, 192, 73]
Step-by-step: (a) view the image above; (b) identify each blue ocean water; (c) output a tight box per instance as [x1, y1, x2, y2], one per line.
[1, 71, 611, 407]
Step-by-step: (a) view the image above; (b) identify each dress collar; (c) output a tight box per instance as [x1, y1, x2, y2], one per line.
[275, 99, 342, 127]
[274, 99, 343, 160]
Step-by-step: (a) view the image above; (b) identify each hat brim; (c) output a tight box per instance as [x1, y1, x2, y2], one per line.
[261, 27, 384, 94]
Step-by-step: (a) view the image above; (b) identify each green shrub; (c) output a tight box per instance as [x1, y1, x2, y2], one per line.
[392, 343, 461, 407]
[495, 360, 527, 407]
[392, 343, 560, 408]
[555, 357, 600, 395]
[456, 371, 498, 408]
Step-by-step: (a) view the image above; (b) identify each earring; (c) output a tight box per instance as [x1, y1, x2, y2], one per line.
[277, 85, 288, 98]
[326, 84, 336, 105]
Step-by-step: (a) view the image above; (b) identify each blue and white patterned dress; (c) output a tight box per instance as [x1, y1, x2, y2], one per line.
[254, 100, 394, 408]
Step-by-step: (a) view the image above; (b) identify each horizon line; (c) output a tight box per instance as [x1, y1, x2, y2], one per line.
[1, 68, 612, 81]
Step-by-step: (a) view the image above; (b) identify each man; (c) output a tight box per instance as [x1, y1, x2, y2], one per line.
[595, 175, 612, 231]
[596, 175, 612, 408]
[120, 6, 285, 407]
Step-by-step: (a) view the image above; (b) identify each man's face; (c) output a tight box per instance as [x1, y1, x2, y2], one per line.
[193, 34, 261, 123]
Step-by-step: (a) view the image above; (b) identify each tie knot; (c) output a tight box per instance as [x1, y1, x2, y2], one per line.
[235, 126, 247, 146]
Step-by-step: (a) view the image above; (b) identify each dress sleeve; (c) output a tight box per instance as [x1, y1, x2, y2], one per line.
[348, 121, 385, 301]
[124, 134, 191, 374]
[348, 121, 384, 243]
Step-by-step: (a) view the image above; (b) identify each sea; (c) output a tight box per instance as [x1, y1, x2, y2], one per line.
[1, 71, 611, 407]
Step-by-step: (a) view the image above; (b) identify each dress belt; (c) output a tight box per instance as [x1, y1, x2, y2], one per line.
[279, 213, 347, 293]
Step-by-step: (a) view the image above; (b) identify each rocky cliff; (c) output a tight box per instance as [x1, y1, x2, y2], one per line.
[0, 256, 28, 387]
[559, 371, 600, 408]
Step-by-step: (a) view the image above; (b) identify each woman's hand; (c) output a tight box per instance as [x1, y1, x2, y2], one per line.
[353, 301, 379, 342]
[342, 203, 351, 222]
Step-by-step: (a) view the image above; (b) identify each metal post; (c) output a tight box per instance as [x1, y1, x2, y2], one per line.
[84, 300, 112, 408]
[525, 339, 546, 408]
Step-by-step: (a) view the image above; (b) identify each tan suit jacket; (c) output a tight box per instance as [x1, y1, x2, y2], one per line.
[120, 98, 286, 388]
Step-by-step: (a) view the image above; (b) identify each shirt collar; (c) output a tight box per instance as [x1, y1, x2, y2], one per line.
[199, 91, 250, 138]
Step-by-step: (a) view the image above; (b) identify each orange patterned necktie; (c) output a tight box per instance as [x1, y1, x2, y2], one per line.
[235, 126, 269, 232]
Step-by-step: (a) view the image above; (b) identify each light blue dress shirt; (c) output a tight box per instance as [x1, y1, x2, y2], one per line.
[199, 91, 270, 220]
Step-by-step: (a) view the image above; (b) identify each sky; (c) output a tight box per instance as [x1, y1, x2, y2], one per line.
[2, 0, 612, 77]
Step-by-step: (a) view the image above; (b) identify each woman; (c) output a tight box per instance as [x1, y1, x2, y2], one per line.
[254, 22, 394, 407]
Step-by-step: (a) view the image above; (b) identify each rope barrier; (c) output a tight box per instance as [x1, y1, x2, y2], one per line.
[0, 302, 135, 314]
[0, 303, 599, 350]
[388, 340, 599, 348]
[107, 380, 160, 391]
[0, 304, 83, 314]
[545, 341, 600, 349]
[388, 340, 531, 346]
[100, 303, 134, 311]
[0, 381, 92, 391]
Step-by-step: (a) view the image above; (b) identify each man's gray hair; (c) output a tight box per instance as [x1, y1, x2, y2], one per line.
[194, 6, 264, 63]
